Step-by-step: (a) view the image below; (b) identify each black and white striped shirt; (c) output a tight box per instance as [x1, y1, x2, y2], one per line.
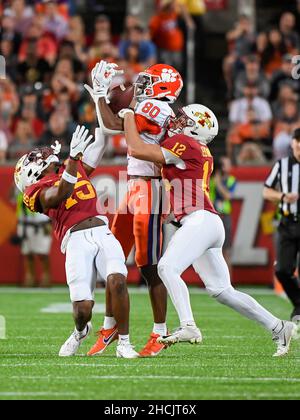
[265, 157, 300, 216]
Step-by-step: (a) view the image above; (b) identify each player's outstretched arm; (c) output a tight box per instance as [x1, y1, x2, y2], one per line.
[40, 126, 93, 211]
[82, 127, 106, 176]
[121, 110, 166, 164]
[84, 61, 124, 134]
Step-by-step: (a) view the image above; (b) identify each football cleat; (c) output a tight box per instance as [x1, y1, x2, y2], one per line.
[273, 321, 298, 357]
[116, 342, 139, 359]
[87, 326, 118, 356]
[139, 333, 166, 358]
[59, 322, 92, 357]
[157, 326, 203, 346]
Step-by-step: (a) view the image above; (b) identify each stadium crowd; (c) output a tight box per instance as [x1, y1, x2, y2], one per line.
[0, 0, 203, 163]
[1, 0, 300, 166]
[224, 7, 300, 165]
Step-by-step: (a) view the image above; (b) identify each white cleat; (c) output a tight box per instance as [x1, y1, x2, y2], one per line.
[273, 321, 298, 358]
[59, 323, 92, 357]
[116, 342, 139, 359]
[157, 326, 203, 346]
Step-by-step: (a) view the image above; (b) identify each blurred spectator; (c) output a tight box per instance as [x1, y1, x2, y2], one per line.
[210, 157, 237, 270]
[234, 55, 270, 99]
[273, 100, 300, 159]
[227, 83, 272, 156]
[18, 17, 58, 66]
[42, 0, 69, 41]
[150, 0, 192, 71]
[8, 118, 35, 160]
[39, 111, 73, 156]
[12, 89, 45, 141]
[119, 25, 157, 69]
[0, 130, 8, 163]
[4, 0, 34, 35]
[272, 83, 298, 119]
[256, 32, 268, 58]
[0, 14, 22, 54]
[237, 142, 267, 166]
[261, 29, 287, 78]
[279, 11, 300, 52]
[0, 36, 18, 81]
[270, 54, 300, 101]
[0, 78, 19, 129]
[65, 16, 88, 65]
[223, 15, 256, 96]
[177, 0, 206, 77]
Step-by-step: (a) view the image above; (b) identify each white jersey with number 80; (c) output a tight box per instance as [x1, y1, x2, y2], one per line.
[128, 99, 174, 177]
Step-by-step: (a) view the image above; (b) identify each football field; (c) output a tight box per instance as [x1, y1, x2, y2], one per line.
[0, 287, 300, 400]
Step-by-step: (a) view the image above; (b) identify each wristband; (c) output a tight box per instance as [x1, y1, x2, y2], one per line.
[62, 170, 77, 184]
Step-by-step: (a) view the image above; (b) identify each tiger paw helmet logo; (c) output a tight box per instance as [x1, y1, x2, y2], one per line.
[161, 68, 178, 83]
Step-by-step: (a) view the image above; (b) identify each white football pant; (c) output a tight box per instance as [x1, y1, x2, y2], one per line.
[158, 210, 280, 332]
[65, 225, 128, 302]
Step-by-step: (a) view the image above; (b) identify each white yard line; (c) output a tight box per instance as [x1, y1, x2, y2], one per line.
[0, 392, 77, 397]
[6, 375, 300, 383]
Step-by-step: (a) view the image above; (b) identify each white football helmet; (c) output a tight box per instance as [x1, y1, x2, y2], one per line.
[14, 141, 61, 193]
[168, 104, 219, 145]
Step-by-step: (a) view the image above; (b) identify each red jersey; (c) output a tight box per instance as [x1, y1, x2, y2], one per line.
[161, 134, 217, 221]
[23, 161, 100, 244]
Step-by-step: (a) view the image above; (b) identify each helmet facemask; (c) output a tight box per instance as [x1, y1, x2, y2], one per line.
[14, 143, 61, 193]
[134, 73, 173, 102]
[167, 109, 197, 137]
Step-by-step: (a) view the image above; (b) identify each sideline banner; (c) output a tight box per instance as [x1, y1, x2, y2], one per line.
[0, 166, 275, 286]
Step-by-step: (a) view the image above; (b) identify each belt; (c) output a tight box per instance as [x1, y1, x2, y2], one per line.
[71, 217, 106, 233]
[129, 176, 162, 181]
[281, 214, 300, 223]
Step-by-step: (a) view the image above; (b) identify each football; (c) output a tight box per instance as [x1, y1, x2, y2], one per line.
[107, 83, 135, 114]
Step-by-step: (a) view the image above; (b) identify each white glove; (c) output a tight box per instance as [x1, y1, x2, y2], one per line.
[84, 61, 124, 103]
[118, 108, 135, 119]
[70, 125, 93, 160]
[51, 140, 62, 156]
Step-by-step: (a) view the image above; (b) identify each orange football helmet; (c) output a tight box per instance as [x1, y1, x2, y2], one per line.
[134, 64, 183, 103]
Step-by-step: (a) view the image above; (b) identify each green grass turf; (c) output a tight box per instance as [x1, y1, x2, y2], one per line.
[0, 287, 300, 400]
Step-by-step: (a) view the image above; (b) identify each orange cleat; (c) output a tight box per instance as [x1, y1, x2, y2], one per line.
[87, 326, 118, 356]
[139, 333, 166, 358]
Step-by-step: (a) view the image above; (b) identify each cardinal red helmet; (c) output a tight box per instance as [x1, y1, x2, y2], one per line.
[134, 64, 183, 103]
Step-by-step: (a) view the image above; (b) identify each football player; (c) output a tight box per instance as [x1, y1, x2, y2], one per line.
[14, 123, 139, 359]
[85, 61, 183, 357]
[117, 104, 298, 357]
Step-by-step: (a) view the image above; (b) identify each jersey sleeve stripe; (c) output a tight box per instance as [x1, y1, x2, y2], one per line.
[265, 161, 280, 188]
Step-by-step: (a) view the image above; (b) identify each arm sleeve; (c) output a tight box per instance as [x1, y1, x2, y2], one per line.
[265, 161, 280, 189]
[82, 128, 106, 169]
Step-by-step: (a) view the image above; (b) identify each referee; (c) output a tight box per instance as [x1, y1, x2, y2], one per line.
[264, 129, 300, 323]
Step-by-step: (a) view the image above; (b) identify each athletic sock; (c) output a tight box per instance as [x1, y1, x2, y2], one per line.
[75, 325, 88, 339]
[118, 335, 130, 345]
[153, 323, 167, 336]
[103, 316, 117, 330]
